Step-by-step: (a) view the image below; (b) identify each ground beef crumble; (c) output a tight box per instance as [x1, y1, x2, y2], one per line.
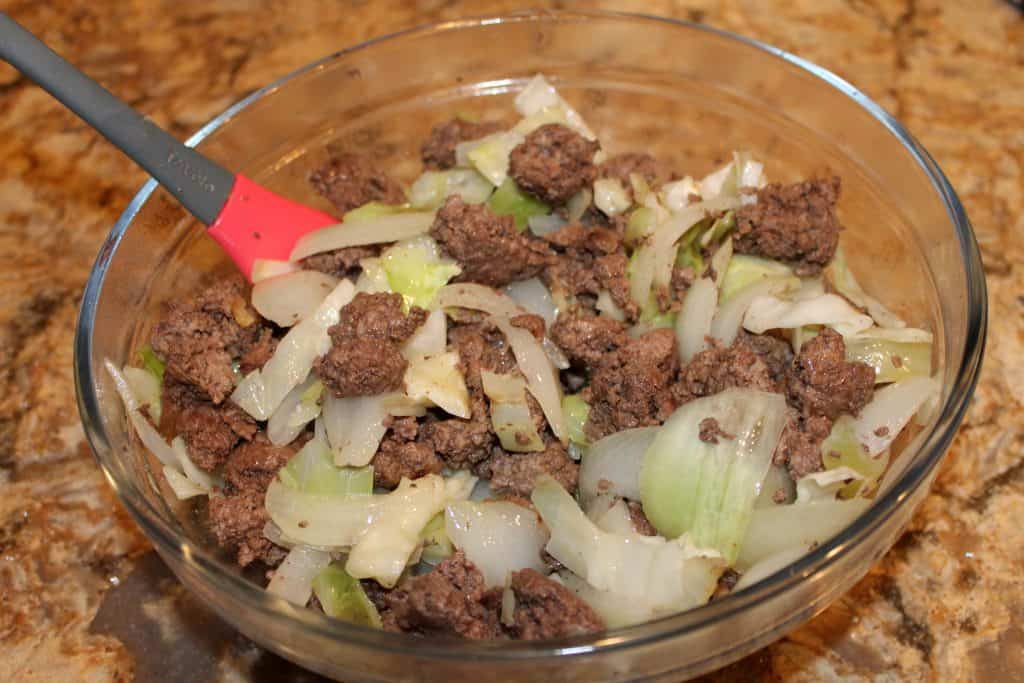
[421, 118, 504, 170]
[166, 382, 257, 472]
[787, 328, 874, 420]
[509, 123, 600, 204]
[626, 500, 657, 537]
[549, 312, 628, 367]
[734, 177, 842, 276]
[373, 417, 443, 489]
[775, 412, 834, 479]
[698, 417, 733, 445]
[314, 292, 427, 397]
[430, 195, 553, 287]
[309, 153, 405, 214]
[501, 568, 604, 640]
[485, 440, 579, 497]
[673, 339, 776, 405]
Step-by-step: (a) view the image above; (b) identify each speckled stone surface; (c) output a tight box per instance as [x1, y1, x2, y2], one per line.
[0, 1, 1021, 681]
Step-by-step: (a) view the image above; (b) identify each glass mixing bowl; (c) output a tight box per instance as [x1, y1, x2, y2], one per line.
[74, 10, 986, 682]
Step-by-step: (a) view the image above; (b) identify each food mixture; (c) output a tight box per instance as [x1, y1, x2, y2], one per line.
[107, 75, 939, 640]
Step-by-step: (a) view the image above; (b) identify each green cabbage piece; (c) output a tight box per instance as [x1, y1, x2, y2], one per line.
[345, 201, 410, 221]
[562, 394, 591, 446]
[845, 337, 932, 384]
[420, 512, 454, 565]
[312, 563, 383, 628]
[138, 345, 165, 383]
[408, 169, 493, 209]
[821, 416, 889, 498]
[624, 206, 656, 246]
[719, 254, 795, 305]
[487, 178, 550, 231]
[279, 437, 374, 496]
[381, 236, 462, 310]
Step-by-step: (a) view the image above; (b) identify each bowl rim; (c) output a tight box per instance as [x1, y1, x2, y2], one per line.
[74, 7, 987, 665]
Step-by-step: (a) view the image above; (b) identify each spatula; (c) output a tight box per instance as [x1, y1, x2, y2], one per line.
[0, 12, 338, 281]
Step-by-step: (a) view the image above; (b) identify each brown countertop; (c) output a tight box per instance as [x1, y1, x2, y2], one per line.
[1, 1, 1021, 681]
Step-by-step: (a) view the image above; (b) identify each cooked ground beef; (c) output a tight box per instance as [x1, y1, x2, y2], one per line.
[509, 124, 600, 204]
[787, 328, 874, 420]
[239, 327, 277, 375]
[150, 281, 272, 405]
[314, 292, 427, 397]
[373, 417, 443, 489]
[421, 118, 504, 170]
[737, 331, 793, 391]
[674, 339, 776, 405]
[541, 221, 638, 321]
[510, 313, 546, 340]
[502, 568, 604, 640]
[586, 328, 679, 440]
[174, 397, 257, 472]
[430, 195, 553, 287]
[309, 153, 405, 214]
[382, 551, 502, 639]
[597, 152, 668, 199]
[698, 417, 733, 445]
[775, 412, 833, 479]
[734, 177, 842, 276]
[549, 312, 628, 367]
[300, 245, 380, 279]
[207, 434, 298, 567]
[486, 440, 579, 497]
[626, 500, 657, 537]
[711, 568, 741, 601]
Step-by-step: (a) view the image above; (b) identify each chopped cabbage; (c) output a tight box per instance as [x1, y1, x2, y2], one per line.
[232, 279, 356, 420]
[513, 74, 595, 140]
[420, 512, 453, 565]
[267, 376, 322, 447]
[710, 275, 800, 346]
[465, 131, 524, 187]
[278, 432, 373, 496]
[845, 335, 933, 384]
[267, 546, 332, 607]
[719, 255, 795, 305]
[380, 235, 461, 310]
[402, 309, 447, 360]
[409, 168, 493, 209]
[251, 270, 339, 327]
[854, 376, 940, 456]
[639, 388, 788, 563]
[481, 370, 545, 452]
[138, 345, 165, 383]
[562, 394, 591, 446]
[659, 176, 701, 213]
[322, 393, 392, 467]
[404, 351, 471, 419]
[675, 277, 717, 364]
[625, 206, 657, 246]
[699, 211, 736, 248]
[487, 178, 550, 230]
[354, 257, 392, 294]
[743, 293, 874, 337]
[531, 476, 724, 613]
[122, 366, 162, 424]
[527, 212, 567, 237]
[313, 563, 383, 627]
[578, 426, 659, 504]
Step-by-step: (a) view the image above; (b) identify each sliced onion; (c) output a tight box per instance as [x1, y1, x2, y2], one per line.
[436, 283, 525, 319]
[505, 278, 557, 327]
[252, 270, 340, 327]
[163, 466, 206, 500]
[566, 188, 592, 223]
[265, 477, 385, 548]
[513, 74, 596, 140]
[659, 176, 700, 213]
[675, 277, 717, 364]
[122, 366, 161, 423]
[827, 245, 906, 328]
[266, 546, 332, 606]
[710, 276, 799, 346]
[734, 546, 806, 591]
[743, 293, 874, 337]
[402, 309, 447, 360]
[171, 437, 217, 491]
[737, 497, 871, 569]
[593, 178, 631, 216]
[578, 427, 659, 504]
[106, 359, 140, 412]
[596, 290, 626, 322]
[855, 376, 940, 456]
[541, 336, 570, 370]
[481, 370, 545, 452]
[322, 393, 391, 467]
[404, 352, 471, 419]
[290, 212, 435, 262]
[710, 238, 733, 289]
[267, 376, 322, 446]
[252, 259, 298, 283]
[445, 501, 549, 588]
[490, 316, 566, 444]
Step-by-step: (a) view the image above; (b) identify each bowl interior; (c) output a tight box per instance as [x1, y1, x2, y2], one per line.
[77, 11, 983, 682]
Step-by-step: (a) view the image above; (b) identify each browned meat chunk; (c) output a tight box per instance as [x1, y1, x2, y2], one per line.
[486, 441, 579, 497]
[503, 568, 604, 640]
[549, 312, 628, 367]
[509, 124, 600, 204]
[300, 245, 379, 279]
[207, 434, 297, 567]
[586, 328, 679, 439]
[737, 331, 792, 391]
[711, 568, 741, 601]
[150, 281, 271, 404]
[626, 500, 657, 537]
[176, 401, 257, 472]
[787, 328, 874, 420]
[674, 340, 776, 405]
[373, 417, 443, 489]
[421, 118, 504, 170]
[510, 313, 545, 340]
[541, 222, 638, 321]
[597, 152, 668, 194]
[309, 153, 405, 214]
[734, 177, 842, 276]
[314, 292, 427, 397]
[418, 322, 508, 469]
[698, 417, 733, 445]
[239, 327, 277, 375]
[430, 196, 553, 287]
[775, 412, 833, 479]
[382, 551, 502, 639]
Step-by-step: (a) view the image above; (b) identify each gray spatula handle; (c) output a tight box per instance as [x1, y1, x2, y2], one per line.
[0, 12, 234, 224]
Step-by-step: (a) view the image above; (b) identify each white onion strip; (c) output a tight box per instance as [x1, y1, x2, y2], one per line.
[290, 212, 435, 261]
[855, 376, 940, 456]
[676, 277, 717, 364]
[252, 270, 339, 327]
[266, 546, 332, 606]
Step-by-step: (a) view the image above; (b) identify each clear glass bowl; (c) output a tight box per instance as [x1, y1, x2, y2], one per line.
[74, 10, 986, 682]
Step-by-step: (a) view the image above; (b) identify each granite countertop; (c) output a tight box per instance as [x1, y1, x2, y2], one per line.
[1, 1, 1021, 681]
